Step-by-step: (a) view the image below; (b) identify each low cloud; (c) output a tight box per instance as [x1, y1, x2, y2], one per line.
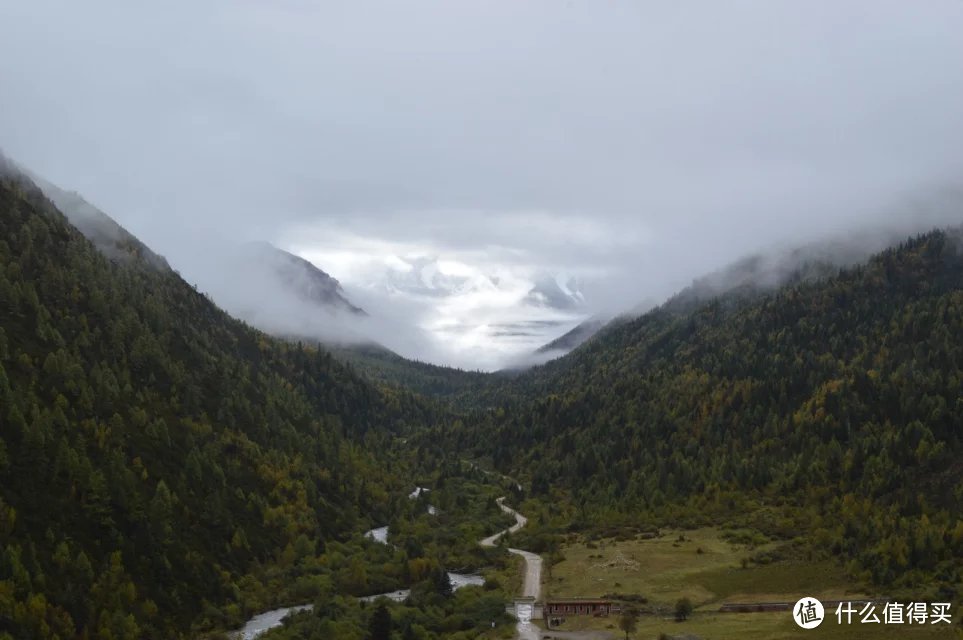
[2, 1, 962, 369]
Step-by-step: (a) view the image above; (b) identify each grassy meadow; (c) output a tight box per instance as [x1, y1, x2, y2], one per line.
[541, 528, 961, 639]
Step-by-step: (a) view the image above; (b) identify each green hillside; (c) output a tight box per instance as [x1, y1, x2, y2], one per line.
[437, 230, 963, 600]
[329, 343, 496, 402]
[3, 149, 962, 637]
[0, 161, 434, 638]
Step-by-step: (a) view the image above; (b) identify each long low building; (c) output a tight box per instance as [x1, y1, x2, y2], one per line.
[544, 599, 622, 617]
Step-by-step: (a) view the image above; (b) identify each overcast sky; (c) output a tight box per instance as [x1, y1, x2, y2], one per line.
[2, 1, 963, 368]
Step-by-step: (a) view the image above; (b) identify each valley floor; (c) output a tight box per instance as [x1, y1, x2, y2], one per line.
[542, 528, 959, 639]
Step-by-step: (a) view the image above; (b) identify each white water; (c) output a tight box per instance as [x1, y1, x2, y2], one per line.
[364, 525, 389, 543]
[359, 589, 410, 603]
[230, 605, 311, 640]
[234, 490, 529, 640]
[363, 489, 437, 547]
[448, 572, 484, 589]
[233, 570, 486, 640]
[364, 488, 436, 548]
[358, 571, 483, 606]
[514, 602, 540, 640]
[410, 487, 438, 515]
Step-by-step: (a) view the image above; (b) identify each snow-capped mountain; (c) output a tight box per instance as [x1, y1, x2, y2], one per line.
[378, 256, 498, 299]
[373, 257, 586, 310]
[524, 274, 585, 310]
[340, 255, 590, 369]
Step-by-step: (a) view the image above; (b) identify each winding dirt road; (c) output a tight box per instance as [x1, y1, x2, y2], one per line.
[482, 498, 613, 640]
[480, 498, 542, 601]
[481, 498, 542, 639]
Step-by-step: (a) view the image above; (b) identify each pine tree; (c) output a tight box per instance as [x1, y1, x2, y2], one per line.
[368, 602, 391, 640]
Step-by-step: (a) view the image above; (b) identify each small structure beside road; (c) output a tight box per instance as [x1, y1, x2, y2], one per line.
[545, 598, 621, 617]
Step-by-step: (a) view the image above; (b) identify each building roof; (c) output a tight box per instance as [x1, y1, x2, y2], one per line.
[547, 598, 613, 605]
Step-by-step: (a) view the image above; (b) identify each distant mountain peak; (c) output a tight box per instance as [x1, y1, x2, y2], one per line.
[524, 274, 585, 310]
[245, 242, 366, 316]
[378, 256, 483, 298]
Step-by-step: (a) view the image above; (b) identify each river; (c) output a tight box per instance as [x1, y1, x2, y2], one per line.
[232, 494, 538, 640]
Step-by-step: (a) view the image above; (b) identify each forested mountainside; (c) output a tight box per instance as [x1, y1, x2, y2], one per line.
[328, 318, 606, 398]
[0, 161, 435, 639]
[436, 229, 963, 596]
[454, 236, 953, 412]
[29, 172, 171, 271]
[533, 318, 603, 356]
[370, 254, 863, 411]
[244, 242, 366, 317]
[329, 344, 495, 401]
